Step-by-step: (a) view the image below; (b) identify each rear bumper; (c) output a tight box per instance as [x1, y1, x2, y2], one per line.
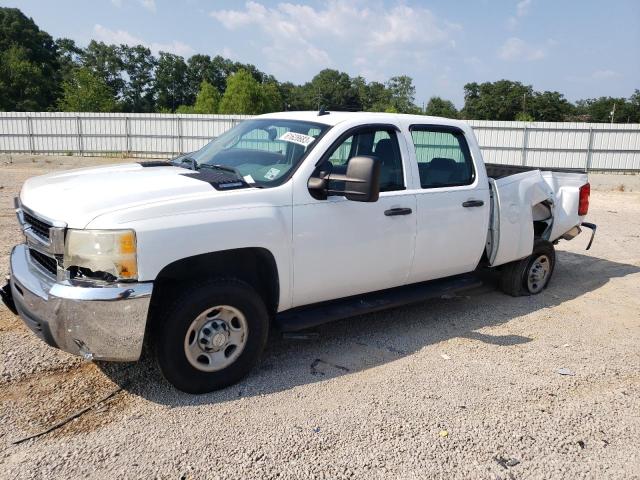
[4, 244, 153, 361]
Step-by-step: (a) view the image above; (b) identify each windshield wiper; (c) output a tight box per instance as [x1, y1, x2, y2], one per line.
[171, 156, 198, 170]
[199, 163, 263, 188]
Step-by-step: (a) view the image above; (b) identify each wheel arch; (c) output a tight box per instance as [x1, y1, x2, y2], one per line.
[149, 247, 280, 320]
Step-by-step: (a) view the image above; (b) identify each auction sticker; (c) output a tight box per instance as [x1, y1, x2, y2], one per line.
[279, 131, 316, 147]
[264, 167, 281, 180]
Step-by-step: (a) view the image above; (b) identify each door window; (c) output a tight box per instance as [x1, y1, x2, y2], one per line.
[410, 127, 475, 188]
[322, 127, 405, 192]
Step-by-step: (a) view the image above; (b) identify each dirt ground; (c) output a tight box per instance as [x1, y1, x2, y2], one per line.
[0, 155, 639, 479]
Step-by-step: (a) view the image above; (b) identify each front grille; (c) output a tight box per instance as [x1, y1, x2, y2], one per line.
[29, 248, 58, 276]
[23, 211, 52, 241]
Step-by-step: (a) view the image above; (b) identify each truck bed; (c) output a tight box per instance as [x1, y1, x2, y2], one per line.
[486, 163, 586, 180]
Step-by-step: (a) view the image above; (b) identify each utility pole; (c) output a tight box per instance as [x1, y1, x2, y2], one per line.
[610, 102, 616, 124]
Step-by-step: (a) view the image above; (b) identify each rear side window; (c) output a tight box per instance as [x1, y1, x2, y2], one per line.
[410, 127, 475, 188]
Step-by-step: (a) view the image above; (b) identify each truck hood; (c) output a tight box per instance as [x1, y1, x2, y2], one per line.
[19, 163, 225, 228]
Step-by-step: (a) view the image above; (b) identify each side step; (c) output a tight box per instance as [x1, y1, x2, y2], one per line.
[275, 273, 482, 332]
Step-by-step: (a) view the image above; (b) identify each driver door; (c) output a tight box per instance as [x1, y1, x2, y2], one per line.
[291, 125, 417, 307]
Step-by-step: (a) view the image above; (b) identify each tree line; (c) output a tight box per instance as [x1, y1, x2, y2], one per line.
[1, 7, 638, 122]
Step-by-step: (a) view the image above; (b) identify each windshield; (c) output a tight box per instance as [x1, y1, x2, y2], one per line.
[184, 119, 330, 187]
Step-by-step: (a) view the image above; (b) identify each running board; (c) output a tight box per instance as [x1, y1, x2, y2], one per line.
[275, 273, 482, 332]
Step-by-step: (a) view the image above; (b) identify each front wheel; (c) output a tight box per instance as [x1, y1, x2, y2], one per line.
[500, 240, 556, 297]
[154, 279, 269, 394]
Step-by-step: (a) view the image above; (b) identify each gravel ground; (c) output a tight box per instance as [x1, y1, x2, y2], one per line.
[1, 155, 639, 479]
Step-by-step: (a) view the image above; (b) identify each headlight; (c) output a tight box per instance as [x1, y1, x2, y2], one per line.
[64, 229, 138, 282]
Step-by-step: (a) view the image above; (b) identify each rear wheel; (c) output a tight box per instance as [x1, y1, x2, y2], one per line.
[154, 279, 269, 393]
[500, 240, 556, 296]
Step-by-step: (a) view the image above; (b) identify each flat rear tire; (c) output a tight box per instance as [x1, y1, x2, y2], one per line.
[500, 240, 556, 297]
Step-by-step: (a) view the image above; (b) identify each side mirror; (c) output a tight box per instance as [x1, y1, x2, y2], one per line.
[308, 156, 380, 202]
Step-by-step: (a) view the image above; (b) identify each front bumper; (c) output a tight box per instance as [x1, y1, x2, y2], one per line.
[4, 244, 153, 361]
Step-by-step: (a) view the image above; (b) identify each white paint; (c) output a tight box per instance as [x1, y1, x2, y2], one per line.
[16, 111, 591, 313]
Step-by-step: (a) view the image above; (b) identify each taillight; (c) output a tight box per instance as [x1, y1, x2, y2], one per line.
[578, 183, 590, 216]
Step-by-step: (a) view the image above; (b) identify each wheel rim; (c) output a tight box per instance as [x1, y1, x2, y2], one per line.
[527, 254, 551, 293]
[183, 305, 248, 372]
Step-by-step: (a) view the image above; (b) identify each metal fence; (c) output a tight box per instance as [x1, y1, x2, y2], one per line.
[1, 112, 639, 171]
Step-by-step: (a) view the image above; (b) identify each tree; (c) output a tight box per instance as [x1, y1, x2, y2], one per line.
[387, 75, 417, 113]
[575, 96, 638, 123]
[0, 7, 60, 110]
[120, 44, 156, 112]
[82, 41, 125, 102]
[186, 54, 212, 104]
[529, 91, 571, 121]
[192, 80, 220, 113]
[462, 80, 534, 120]
[218, 69, 266, 114]
[154, 52, 189, 112]
[425, 96, 459, 118]
[58, 67, 117, 112]
[261, 82, 283, 112]
[55, 37, 83, 83]
[302, 69, 361, 111]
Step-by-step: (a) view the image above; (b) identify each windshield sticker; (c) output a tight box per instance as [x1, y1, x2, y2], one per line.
[278, 131, 316, 147]
[243, 174, 255, 184]
[264, 167, 281, 180]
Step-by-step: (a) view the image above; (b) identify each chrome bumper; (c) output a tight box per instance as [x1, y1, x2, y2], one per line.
[7, 244, 153, 361]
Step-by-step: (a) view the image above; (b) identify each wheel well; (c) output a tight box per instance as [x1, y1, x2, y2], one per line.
[150, 248, 279, 318]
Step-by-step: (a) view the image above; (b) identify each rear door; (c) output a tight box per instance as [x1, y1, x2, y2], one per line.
[406, 125, 490, 282]
[291, 124, 417, 307]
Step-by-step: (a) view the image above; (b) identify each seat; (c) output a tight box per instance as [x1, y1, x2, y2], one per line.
[374, 139, 402, 191]
[422, 157, 458, 187]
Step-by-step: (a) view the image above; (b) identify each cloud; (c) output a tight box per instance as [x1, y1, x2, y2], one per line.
[507, 0, 533, 30]
[110, 0, 156, 12]
[591, 69, 619, 79]
[209, 1, 459, 79]
[516, 0, 532, 17]
[498, 37, 545, 61]
[93, 24, 194, 57]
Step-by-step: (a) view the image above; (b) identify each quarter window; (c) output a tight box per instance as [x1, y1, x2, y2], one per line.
[410, 127, 474, 188]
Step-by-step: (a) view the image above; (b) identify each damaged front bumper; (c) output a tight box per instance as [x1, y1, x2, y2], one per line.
[3, 244, 153, 361]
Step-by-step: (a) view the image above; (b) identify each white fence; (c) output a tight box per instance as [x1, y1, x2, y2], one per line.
[1, 112, 639, 171]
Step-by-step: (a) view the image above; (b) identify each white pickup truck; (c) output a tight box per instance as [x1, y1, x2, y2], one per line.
[2, 112, 595, 393]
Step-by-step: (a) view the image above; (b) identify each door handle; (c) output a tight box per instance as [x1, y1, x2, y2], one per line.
[384, 207, 413, 216]
[462, 200, 484, 208]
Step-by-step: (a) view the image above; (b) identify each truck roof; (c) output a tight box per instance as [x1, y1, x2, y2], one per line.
[255, 110, 469, 129]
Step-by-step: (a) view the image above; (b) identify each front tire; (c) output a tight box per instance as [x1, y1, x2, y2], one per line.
[154, 278, 269, 394]
[500, 240, 556, 297]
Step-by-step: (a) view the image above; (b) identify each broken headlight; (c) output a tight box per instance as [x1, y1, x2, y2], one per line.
[63, 229, 138, 282]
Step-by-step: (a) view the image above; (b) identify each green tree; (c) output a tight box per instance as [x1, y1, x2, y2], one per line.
[154, 52, 189, 111]
[0, 7, 60, 110]
[529, 91, 571, 121]
[425, 96, 459, 118]
[302, 69, 361, 111]
[575, 96, 638, 123]
[55, 37, 83, 84]
[192, 80, 220, 113]
[186, 54, 213, 104]
[462, 80, 533, 120]
[218, 69, 266, 114]
[120, 44, 156, 112]
[58, 67, 117, 112]
[260, 81, 283, 112]
[515, 112, 534, 121]
[82, 41, 125, 102]
[387, 75, 417, 113]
